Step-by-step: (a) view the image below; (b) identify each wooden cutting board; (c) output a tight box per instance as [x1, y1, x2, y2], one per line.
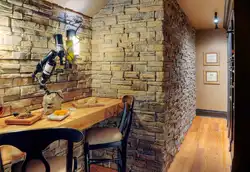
[5, 112, 43, 125]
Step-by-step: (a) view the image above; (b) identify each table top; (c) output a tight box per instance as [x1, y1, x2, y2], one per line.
[0, 97, 122, 165]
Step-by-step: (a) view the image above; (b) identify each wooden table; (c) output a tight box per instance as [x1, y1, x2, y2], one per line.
[0, 97, 122, 165]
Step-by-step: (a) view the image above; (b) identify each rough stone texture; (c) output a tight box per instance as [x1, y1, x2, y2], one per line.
[91, 0, 196, 171]
[1, 0, 196, 171]
[1, 0, 91, 171]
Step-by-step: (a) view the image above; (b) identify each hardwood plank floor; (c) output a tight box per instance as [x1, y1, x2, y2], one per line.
[91, 116, 231, 172]
[168, 116, 232, 172]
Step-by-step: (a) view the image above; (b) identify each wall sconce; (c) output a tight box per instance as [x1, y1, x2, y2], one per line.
[214, 12, 219, 29]
[66, 29, 80, 56]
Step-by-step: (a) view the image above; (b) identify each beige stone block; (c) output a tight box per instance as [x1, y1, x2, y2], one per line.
[140, 72, 155, 80]
[128, 27, 147, 34]
[31, 48, 50, 54]
[13, 11, 22, 19]
[0, 16, 10, 26]
[0, 63, 20, 70]
[135, 64, 147, 72]
[111, 84, 131, 90]
[12, 52, 29, 60]
[57, 74, 68, 82]
[111, 27, 124, 34]
[132, 81, 147, 91]
[104, 47, 124, 53]
[156, 31, 163, 41]
[105, 56, 124, 62]
[133, 0, 140, 4]
[102, 64, 111, 71]
[0, 1, 12, 9]
[23, 3, 39, 11]
[124, 72, 139, 79]
[148, 44, 164, 51]
[0, 51, 12, 59]
[0, 74, 20, 78]
[92, 52, 104, 62]
[112, 71, 124, 79]
[21, 41, 32, 47]
[135, 44, 147, 51]
[0, 78, 12, 88]
[91, 39, 104, 44]
[113, 6, 124, 14]
[118, 89, 137, 95]
[5, 87, 20, 96]
[129, 32, 139, 39]
[104, 16, 117, 25]
[126, 22, 146, 29]
[0, 26, 11, 34]
[10, 98, 32, 108]
[20, 65, 35, 73]
[49, 19, 59, 28]
[111, 62, 132, 71]
[117, 15, 131, 24]
[3, 35, 22, 45]
[125, 7, 139, 14]
[0, 89, 4, 95]
[92, 21, 105, 28]
[148, 66, 163, 72]
[32, 41, 48, 48]
[12, 27, 24, 33]
[125, 56, 140, 62]
[111, 79, 132, 85]
[132, 12, 154, 21]
[148, 62, 164, 67]
[140, 55, 155, 61]
[8, 0, 23, 6]
[147, 20, 162, 27]
[140, 5, 163, 12]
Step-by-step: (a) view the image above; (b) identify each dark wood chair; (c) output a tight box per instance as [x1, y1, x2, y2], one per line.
[84, 95, 135, 172]
[0, 128, 83, 172]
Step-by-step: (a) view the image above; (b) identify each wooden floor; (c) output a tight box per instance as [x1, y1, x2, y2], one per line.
[92, 116, 231, 172]
[168, 116, 231, 172]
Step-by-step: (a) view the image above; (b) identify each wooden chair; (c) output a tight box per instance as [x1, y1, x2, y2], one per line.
[84, 95, 135, 172]
[0, 128, 83, 172]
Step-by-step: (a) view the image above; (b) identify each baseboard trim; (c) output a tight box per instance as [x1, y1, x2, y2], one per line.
[196, 109, 227, 119]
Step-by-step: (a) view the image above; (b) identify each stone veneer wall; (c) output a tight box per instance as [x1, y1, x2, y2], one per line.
[0, 0, 92, 112]
[91, 0, 196, 171]
[0, 0, 91, 171]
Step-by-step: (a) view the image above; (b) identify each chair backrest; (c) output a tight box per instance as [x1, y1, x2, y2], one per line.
[0, 128, 83, 172]
[119, 95, 135, 141]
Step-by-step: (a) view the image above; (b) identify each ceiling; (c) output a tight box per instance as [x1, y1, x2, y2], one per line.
[47, 0, 108, 17]
[47, 0, 225, 29]
[178, 0, 225, 30]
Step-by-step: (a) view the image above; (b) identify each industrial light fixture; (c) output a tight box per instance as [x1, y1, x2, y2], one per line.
[214, 12, 219, 29]
[66, 29, 80, 56]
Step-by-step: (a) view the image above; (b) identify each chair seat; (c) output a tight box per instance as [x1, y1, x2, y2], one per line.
[86, 128, 123, 145]
[12, 156, 73, 172]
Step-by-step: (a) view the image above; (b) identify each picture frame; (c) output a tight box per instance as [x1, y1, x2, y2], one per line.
[204, 52, 220, 66]
[204, 70, 220, 85]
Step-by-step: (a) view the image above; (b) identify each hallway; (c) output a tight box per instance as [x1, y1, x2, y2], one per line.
[168, 116, 231, 172]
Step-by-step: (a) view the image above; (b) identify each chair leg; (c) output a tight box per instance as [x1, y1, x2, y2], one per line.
[84, 143, 90, 172]
[117, 147, 122, 172]
[122, 143, 127, 172]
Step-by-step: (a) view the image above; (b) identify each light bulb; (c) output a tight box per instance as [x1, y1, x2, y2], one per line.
[72, 36, 80, 56]
[214, 18, 219, 24]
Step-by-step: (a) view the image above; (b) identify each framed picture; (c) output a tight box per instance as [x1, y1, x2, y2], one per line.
[204, 70, 220, 85]
[204, 52, 220, 66]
